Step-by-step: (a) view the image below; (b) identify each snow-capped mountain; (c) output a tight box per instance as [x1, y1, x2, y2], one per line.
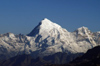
[93, 32, 100, 44]
[0, 18, 99, 60]
[72, 27, 97, 50]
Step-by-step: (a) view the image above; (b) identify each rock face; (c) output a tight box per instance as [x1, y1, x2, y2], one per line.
[0, 18, 99, 61]
[67, 46, 100, 66]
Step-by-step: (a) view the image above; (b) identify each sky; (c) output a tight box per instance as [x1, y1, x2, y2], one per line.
[0, 0, 100, 34]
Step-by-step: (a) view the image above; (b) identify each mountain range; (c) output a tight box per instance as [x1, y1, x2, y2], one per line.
[44, 46, 100, 66]
[0, 46, 100, 66]
[0, 18, 100, 62]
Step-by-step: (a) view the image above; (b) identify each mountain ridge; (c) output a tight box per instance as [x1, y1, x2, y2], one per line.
[0, 18, 100, 63]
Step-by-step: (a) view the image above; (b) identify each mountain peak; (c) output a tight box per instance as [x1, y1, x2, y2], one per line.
[42, 18, 49, 21]
[28, 18, 62, 36]
[40, 18, 53, 25]
[74, 26, 91, 36]
[2, 32, 15, 38]
[40, 18, 61, 28]
[76, 26, 89, 32]
[78, 26, 88, 30]
[42, 18, 50, 22]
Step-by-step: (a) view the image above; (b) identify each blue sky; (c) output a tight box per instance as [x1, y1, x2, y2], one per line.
[0, 0, 100, 34]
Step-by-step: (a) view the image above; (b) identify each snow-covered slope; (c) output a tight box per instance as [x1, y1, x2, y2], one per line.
[28, 18, 79, 56]
[72, 27, 97, 52]
[93, 32, 100, 44]
[27, 18, 98, 56]
[0, 33, 27, 60]
[0, 18, 99, 60]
